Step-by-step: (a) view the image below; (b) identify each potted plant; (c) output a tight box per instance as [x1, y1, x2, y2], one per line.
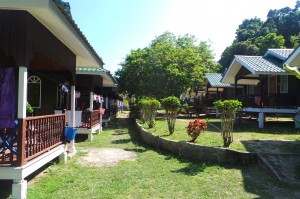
[26, 101, 34, 116]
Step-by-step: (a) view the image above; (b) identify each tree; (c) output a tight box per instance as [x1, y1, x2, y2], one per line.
[219, 2, 300, 70]
[236, 17, 263, 42]
[219, 41, 259, 72]
[290, 33, 300, 48]
[264, 6, 300, 47]
[115, 48, 148, 98]
[255, 33, 285, 55]
[115, 32, 220, 99]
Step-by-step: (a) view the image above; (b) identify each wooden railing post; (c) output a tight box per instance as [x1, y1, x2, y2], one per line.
[89, 110, 92, 128]
[16, 119, 26, 166]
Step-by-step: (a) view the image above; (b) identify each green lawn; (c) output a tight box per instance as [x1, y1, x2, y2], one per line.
[8, 114, 297, 198]
[141, 116, 300, 153]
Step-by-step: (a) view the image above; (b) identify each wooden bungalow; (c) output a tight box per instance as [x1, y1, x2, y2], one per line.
[0, 0, 115, 198]
[73, 67, 117, 141]
[204, 73, 243, 105]
[221, 49, 300, 128]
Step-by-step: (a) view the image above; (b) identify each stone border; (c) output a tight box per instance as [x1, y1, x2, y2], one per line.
[136, 122, 257, 165]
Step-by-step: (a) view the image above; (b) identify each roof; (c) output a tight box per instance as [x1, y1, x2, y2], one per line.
[53, 0, 104, 67]
[0, 0, 104, 68]
[264, 49, 294, 60]
[222, 52, 291, 85]
[204, 73, 233, 87]
[76, 67, 117, 87]
[235, 55, 286, 74]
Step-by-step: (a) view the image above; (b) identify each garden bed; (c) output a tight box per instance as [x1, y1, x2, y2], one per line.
[136, 121, 257, 165]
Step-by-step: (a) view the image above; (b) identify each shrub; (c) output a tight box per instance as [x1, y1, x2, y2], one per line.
[213, 99, 242, 147]
[161, 96, 181, 135]
[138, 98, 160, 128]
[129, 103, 140, 122]
[187, 119, 207, 142]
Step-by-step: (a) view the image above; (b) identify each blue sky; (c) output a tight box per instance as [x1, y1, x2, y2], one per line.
[67, 0, 296, 75]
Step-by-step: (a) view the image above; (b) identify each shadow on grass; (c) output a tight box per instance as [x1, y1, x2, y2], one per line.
[111, 138, 131, 144]
[110, 117, 300, 198]
[242, 140, 300, 154]
[171, 161, 206, 176]
[235, 119, 299, 134]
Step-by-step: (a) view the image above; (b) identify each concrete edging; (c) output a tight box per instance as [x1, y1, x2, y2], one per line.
[135, 121, 257, 165]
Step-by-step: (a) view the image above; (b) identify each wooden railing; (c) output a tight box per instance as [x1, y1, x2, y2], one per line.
[0, 127, 17, 165]
[238, 94, 297, 109]
[82, 110, 99, 129]
[0, 113, 66, 166]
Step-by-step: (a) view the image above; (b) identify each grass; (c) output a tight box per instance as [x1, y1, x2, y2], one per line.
[1, 112, 297, 198]
[141, 115, 300, 153]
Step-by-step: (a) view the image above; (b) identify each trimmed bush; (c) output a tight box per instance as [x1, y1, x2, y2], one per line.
[138, 98, 160, 128]
[161, 96, 181, 135]
[213, 99, 242, 147]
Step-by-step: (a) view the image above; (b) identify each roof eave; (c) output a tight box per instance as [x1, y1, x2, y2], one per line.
[0, 0, 104, 68]
[285, 45, 300, 68]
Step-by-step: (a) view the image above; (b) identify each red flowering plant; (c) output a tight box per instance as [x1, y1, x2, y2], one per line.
[187, 119, 207, 142]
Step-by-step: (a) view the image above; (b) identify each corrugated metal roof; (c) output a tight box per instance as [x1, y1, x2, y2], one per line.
[235, 55, 286, 74]
[53, 0, 105, 66]
[76, 67, 117, 86]
[205, 73, 233, 87]
[271, 49, 294, 59]
[76, 67, 109, 73]
[265, 49, 294, 60]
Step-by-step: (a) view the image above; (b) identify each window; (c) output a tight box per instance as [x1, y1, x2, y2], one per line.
[27, 76, 41, 108]
[280, 75, 288, 93]
[247, 85, 255, 95]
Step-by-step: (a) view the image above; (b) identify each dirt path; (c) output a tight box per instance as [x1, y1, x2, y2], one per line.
[78, 148, 137, 167]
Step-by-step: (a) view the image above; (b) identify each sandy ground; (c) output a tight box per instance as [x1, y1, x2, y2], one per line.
[78, 148, 137, 167]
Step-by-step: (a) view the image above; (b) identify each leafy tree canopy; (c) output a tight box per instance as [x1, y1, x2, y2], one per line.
[219, 1, 300, 71]
[115, 32, 221, 99]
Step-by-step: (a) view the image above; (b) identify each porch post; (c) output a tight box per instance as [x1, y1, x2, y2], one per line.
[89, 92, 93, 110]
[12, 179, 27, 199]
[88, 91, 94, 141]
[258, 112, 264, 128]
[105, 96, 109, 109]
[18, 67, 27, 118]
[17, 67, 27, 166]
[68, 85, 76, 154]
[14, 67, 28, 199]
[99, 96, 103, 132]
[235, 77, 238, 99]
[259, 76, 263, 107]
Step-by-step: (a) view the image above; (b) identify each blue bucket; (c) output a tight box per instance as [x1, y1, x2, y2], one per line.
[65, 127, 78, 141]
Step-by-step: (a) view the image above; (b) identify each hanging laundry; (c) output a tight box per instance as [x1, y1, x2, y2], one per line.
[75, 91, 81, 98]
[0, 67, 16, 128]
[59, 83, 69, 96]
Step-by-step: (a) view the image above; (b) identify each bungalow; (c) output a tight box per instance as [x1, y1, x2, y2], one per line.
[221, 49, 300, 128]
[0, 0, 115, 198]
[74, 67, 117, 141]
[204, 73, 243, 107]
